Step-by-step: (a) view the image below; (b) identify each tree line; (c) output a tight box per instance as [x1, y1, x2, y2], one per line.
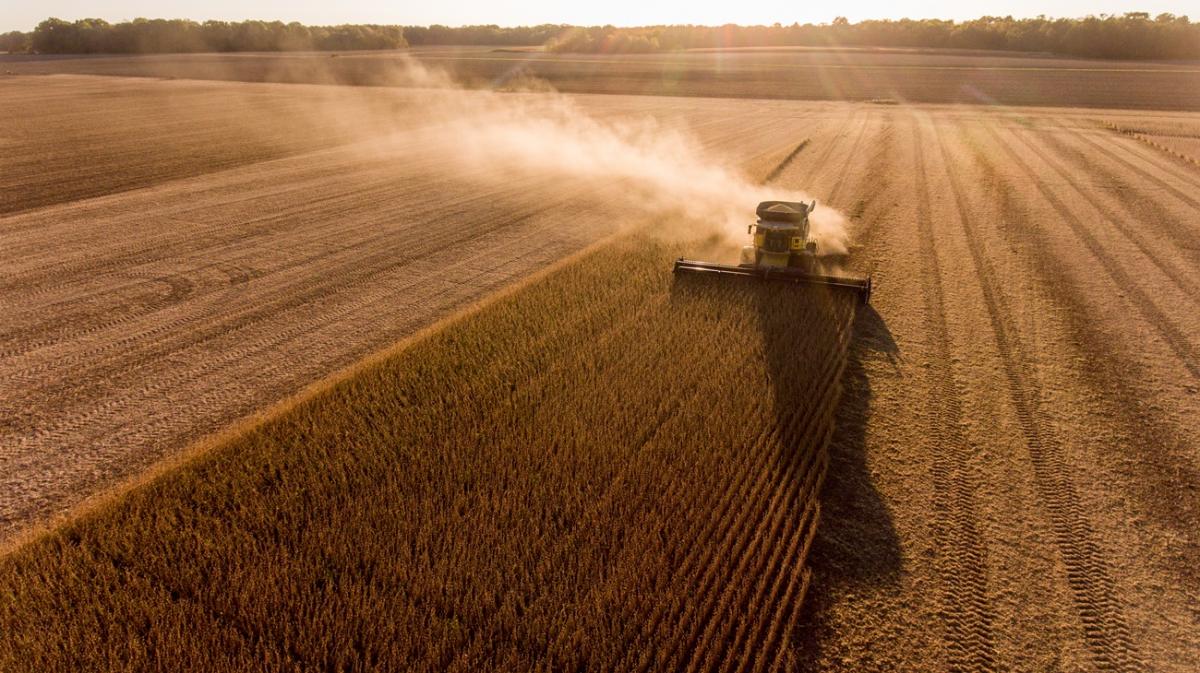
[4, 19, 407, 54]
[403, 24, 564, 46]
[546, 14, 1199, 60]
[0, 19, 564, 54]
[2, 14, 1197, 61]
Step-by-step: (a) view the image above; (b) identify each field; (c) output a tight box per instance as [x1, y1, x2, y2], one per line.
[1, 237, 856, 671]
[1099, 116, 1200, 168]
[0, 74, 828, 541]
[2, 51, 1200, 672]
[6, 46, 1200, 110]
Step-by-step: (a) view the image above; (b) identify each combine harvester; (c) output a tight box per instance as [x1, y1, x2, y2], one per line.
[674, 201, 872, 303]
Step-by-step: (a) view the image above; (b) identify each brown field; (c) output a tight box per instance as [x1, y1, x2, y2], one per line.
[0, 74, 831, 541]
[5, 46, 1200, 110]
[1099, 116, 1200, 168]
[1, 237, 855, 671]
[2, 53, 1199, 672]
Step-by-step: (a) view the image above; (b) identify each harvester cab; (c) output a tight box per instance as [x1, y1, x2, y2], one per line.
[741, 200, 820, 272]
[673, 200, 873, 304]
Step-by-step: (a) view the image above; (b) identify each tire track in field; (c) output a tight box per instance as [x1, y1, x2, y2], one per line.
[0, 96, 825, 543]
[0, 145, 577, 355]
[769, 107, 893, 275]
[1095, 122, 1200, 185]
[1075, 123, 1200, 209]
[996, 113, 1200, 232]
[0, 176, 577, 429]
[762, 140, 811, 184]
[911, 115, 998, 673]
[0, 200, 604, 535]
[836, 115, 897, 259]
[0, 163, 558, 380]
[1045, 120, 1200, 262]
[982, 124, 1200, 382]
[0, 138, 451, 296]
[3, 202, 585, 444]
[959, 127, 1200, 590]
[934, 119, 1143, 673]
[787, 108, 866, 188]
[702, 115, 806, 171]
[824, 109, 873, 207]
[1015, 127, 1200, 297]
[740, 110, 824, 178]
[0, 171, 430, 351]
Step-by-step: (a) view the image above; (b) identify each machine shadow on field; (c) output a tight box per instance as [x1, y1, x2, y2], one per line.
[823, 305, 901, 582]
[670, 271, 900, 661]
[793, 303, 903, 669]
[754, 291, 902, 582]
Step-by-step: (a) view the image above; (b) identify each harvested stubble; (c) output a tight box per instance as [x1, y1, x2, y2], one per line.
[10, 49, 1200, 111]
[0, 236, 857, 672]
[1099, 119, 1200, 168]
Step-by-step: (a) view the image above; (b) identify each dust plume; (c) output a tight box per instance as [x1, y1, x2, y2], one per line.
[381, 57, 850, 255]
[192, 52, 851, 254]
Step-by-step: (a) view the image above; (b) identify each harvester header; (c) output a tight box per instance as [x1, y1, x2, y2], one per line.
[673, 200, 872, 303]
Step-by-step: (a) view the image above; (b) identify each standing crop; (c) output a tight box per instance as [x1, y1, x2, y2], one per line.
[0, 237, 857, 672]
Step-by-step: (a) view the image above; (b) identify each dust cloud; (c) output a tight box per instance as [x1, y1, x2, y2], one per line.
[200, 53, 850, 255]
[376, 56, 850, 255]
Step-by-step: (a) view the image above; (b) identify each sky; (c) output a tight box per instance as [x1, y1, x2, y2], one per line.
[2, 1, 1191, 32]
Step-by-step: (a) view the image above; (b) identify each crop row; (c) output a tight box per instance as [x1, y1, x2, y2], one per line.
[0, 236, 857, 672]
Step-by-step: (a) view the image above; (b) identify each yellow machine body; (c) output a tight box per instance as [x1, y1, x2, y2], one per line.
[746, 201, 818, 271]
[675, 199, 874, 304]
